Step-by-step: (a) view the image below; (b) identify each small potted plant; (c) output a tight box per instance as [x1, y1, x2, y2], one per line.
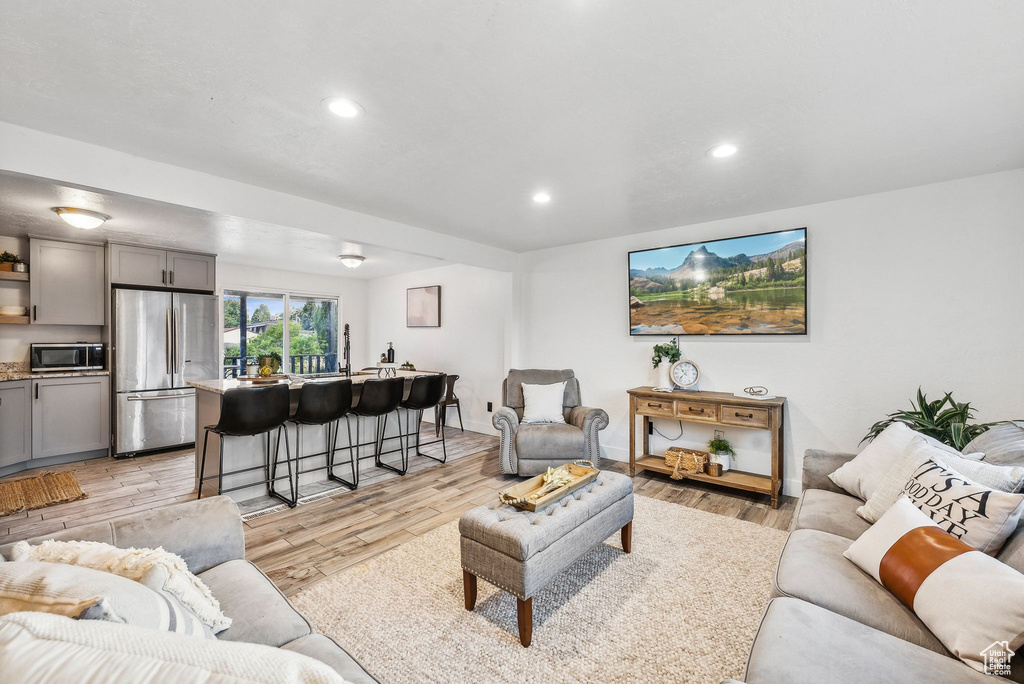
[651, 339, 680, 390]
[708, 433, 735, 472]
[0, 251, 24, 273]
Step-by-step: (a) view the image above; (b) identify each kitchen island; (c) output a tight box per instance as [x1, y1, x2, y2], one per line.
[188, 370, 442, 504]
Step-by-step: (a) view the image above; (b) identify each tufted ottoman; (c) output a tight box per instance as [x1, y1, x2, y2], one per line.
[458, 470, 634, 646]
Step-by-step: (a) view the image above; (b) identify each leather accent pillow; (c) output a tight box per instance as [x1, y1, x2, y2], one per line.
[857, 437, 1024, 524]
[829, 422, 979, 501]
[521, 381, 567, 424]
[845, 497, 1024, 676]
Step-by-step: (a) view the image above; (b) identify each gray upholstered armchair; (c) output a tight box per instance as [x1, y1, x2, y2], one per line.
[492, 368, 609, 475]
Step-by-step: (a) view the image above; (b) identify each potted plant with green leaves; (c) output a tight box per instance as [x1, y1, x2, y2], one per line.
[708, 433, 735, 472]
[0, 251, 24, 273]
[862, 387, 995, 450]
[651, 339, 680, 390]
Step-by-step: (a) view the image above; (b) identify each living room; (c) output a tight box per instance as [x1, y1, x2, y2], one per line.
[0, 2, 1023, 683]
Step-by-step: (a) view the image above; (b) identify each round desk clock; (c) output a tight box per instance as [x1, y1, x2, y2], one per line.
[669, 359, 701, 390]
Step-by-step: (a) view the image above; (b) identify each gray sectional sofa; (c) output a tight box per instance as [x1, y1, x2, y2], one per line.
[0, 496, 377, 684]
[743, 433, 1024, 683]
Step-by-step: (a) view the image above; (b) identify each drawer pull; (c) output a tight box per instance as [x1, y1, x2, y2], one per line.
[649, 403, 663, 408]
[688, 407, 705, 413]
[736, 412, 754, 419]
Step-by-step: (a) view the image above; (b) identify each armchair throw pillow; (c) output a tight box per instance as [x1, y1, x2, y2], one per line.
[521, 381, 567, 424]
[845, 497, 1024, 675]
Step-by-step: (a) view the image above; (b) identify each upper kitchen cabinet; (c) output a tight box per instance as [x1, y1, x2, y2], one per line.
[109, 243, 215, 292]
[29, 239, 105, 326]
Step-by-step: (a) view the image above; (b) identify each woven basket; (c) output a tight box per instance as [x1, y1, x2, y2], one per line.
[665, 447, 709, 480]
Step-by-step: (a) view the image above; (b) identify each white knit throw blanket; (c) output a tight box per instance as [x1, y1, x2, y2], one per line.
[11, 540, 231, 633]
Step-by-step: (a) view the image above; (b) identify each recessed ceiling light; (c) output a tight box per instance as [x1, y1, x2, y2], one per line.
[532, 192, 552, 204]
[707, 143, 738, 159]
[338, 254, 365, 268]
[323, 97, 364, 119]
[52, 207, 109, 230]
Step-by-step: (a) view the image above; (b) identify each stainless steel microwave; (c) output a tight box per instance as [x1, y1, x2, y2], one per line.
[29, 343, 106, 372]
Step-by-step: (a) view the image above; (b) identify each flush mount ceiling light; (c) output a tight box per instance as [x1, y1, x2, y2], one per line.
[532, 191, 552, 204]
[338, 254, 365, 268]
[707, 143, 739, 159]
[52, 207, 109, 230]
[322, 97, 364, 119]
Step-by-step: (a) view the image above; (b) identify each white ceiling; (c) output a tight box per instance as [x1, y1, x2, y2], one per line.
[0, 171, 447, 279]
[0, 1, 1022, 253]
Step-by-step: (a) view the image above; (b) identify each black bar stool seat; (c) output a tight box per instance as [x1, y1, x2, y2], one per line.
[400, 373, 449, 464]
[197, 384, 294, 507]
[289, 379, 358, 491]
[352, 377, 408, 475]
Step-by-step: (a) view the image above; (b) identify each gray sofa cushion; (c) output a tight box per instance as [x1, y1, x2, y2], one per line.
[789, 489, 870, 540]
[744, 598, 988, 684]
[515, 423, 584, 462]
[199, 559, 311, 647]
[772, 529, 947, 654]
[281, 634, 378, 684]
[966, 421, 1024, 466]
[459, 471, 633, 561]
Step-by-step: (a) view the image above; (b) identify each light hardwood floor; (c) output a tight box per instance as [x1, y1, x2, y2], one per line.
[0, 427, 795, 596]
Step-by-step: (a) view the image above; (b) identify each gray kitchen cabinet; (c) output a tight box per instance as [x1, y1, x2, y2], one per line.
[32, 376, 110, 459]
[0, 381, 32, 467]
[109, 243, 215, 292]
[167, 251, 216, 291]
[30, 239, 106, 325]
[109, 243, 168, 288]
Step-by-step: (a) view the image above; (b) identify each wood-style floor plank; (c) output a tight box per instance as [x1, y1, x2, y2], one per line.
[0, 426, 796, 597]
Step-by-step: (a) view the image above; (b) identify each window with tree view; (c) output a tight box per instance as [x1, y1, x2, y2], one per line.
[222, 290, 339, 378]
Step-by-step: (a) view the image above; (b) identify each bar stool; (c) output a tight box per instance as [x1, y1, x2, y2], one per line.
[288, 379, 357, 491]
[435, 374, 464, 435]
[401, 373, 449, 464]
[352, 377, 408, 476]
[197, 384, 294, 507]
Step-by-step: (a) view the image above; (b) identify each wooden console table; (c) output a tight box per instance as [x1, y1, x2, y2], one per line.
[627, 387, 786, 508]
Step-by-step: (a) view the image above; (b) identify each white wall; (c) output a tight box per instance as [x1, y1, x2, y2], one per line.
[515, 169, 1024, 495]
[217, 262, 370, 370]
[367, 264, 511, 433]
[0, 235, 103, 364]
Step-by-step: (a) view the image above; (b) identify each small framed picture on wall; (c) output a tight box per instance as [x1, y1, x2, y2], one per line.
[407, 285, 441, 327]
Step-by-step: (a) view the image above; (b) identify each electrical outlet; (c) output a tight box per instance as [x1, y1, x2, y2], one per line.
[486, 401, 493, 412]
[648, 422, 653, 435]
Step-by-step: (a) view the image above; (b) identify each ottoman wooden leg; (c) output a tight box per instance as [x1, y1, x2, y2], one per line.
[517, 597, 533, 647]
[621, 521, 632, 553]
[463, 570, 477, 611]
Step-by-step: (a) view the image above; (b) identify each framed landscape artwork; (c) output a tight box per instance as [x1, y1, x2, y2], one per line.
[628, 228, 807, 335]
[407, 285, 441, 327]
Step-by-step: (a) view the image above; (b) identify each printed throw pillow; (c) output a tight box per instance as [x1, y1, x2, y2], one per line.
[845, 497, 1024, 676]
[521, 381, 567, 424]
[829, 422, 980, 501]
[11, 539, 230, 633]
[900, 458, 1024, 554]
[857, 437, 1024, 524]
[0, 561, 214, 639]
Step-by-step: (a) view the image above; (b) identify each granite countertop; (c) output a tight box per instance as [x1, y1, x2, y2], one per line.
[187, 369, 441, 395]
[0, 362, 110, 382]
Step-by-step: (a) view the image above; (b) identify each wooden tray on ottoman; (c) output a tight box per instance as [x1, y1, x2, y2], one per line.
[499, 462, 599, 512]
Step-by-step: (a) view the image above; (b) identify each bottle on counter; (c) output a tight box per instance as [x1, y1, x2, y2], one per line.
[387, 342, 395, 363]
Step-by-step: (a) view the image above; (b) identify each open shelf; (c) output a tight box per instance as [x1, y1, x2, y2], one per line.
[0, 271, 28, 282]
[635, 454, 773, 495]
[0, 314, 29, 325]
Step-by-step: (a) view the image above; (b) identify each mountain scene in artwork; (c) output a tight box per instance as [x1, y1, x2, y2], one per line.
[629, 229, 806, 335]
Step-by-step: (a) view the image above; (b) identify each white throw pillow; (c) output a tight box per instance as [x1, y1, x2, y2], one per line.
[0, 611, 346, 684]
[828, 422, 980, 501]
[857, 437, 1024, 523]
[11, 539, 230, 633]
[521, 381, 567, 424]
[845, 498, 1024, 675]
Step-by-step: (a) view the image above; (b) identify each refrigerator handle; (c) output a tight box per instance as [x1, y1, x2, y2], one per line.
[165, 308, 172, 375]
[173, 307, 180, 375]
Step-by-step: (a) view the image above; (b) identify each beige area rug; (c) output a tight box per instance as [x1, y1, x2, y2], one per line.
[292, 495, 787, 683]
[0, 471, 87, 516]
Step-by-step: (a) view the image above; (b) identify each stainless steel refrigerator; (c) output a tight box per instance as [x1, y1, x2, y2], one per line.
[113, 289, 218, 457]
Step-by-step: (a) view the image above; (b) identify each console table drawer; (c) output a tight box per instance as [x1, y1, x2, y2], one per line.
[636, 398, 675, 417]
[721, 406, 770, 429]
[675, 400, 718, 422]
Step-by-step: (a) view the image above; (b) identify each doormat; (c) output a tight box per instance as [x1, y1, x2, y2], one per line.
[0, 471, 88, 516]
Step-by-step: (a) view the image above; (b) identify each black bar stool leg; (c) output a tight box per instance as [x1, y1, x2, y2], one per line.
[197, 429, 211, 499]
[418, 407, 448, 464]
[269, 425, 296, 508]
[327, 416, 358, 490]
[217, 438, 225, 495]
[375, 410, 408, 476]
